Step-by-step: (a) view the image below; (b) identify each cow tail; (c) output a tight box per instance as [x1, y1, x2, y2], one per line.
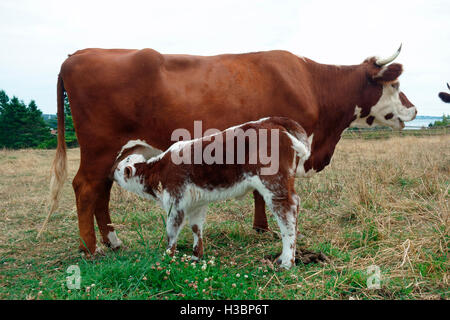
[37, 74, 68, 239]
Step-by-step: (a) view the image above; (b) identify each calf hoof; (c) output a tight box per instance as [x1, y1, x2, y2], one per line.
[190, 255, 202, 262]
[275, 257, 294, 270]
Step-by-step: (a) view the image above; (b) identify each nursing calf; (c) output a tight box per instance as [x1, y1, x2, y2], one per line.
[113, 117, 311, 269]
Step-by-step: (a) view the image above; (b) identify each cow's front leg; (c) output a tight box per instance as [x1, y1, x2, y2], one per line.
[188, 206, 207, 261]
[166, 209, 186, 256]
[92, 179, 123, 250]
[253, 191, 270, 232]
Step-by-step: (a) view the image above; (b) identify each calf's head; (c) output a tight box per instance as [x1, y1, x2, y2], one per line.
[114, 153, 150, 198]
[351, 45, 417, 129]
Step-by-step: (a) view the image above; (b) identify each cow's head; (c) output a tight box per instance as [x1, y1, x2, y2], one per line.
[351, 45, 417, 129]
[438, 83, 450, 103]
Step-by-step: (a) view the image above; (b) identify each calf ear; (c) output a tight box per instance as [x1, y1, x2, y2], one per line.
[124, 166, 133, 179]
[373, 63, 403, 83]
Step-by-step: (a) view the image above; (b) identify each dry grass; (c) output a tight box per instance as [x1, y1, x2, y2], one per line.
[0, 135, 448, 299]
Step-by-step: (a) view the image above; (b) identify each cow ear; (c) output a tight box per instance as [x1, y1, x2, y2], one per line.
[372, 63, 403, 83]
[439, 92, 450, 103]
[124, 166, 133, 179]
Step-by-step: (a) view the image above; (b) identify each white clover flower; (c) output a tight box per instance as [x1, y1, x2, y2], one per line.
[236, 273, 240, 278]
[201, 264, 207, 271]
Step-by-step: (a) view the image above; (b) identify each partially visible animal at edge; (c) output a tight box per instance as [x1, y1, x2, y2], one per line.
[438, 83, 450, 103]
[113, 117, 311, 269]
[38, 44, 417, 257]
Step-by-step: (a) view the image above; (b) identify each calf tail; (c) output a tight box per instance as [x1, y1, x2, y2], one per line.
[266, 117, 311, 160]
[37, 74, 68, 239]
[286, 130, 311, 160]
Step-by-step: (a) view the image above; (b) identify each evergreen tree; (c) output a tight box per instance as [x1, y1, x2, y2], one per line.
[63, 94, 78, 147]
[0, 90, 52, 149]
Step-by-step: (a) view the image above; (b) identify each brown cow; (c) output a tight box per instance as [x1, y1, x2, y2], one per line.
[38, 45, 417, 256]
[113, 117, 311, 269]
[438, 83, 450, 103]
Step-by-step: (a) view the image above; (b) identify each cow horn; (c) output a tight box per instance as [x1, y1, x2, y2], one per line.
[447, 83, 450, 90]
[375, 44, 402, 66]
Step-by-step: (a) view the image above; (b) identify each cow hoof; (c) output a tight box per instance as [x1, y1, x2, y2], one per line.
[111, 244, 127, 252]
[103, 240, 126, 252]
[253, 226, 270, 234]
[105, 231, 123, 250]
[79, 246, 105, 259]
[94, 247, 105, 255]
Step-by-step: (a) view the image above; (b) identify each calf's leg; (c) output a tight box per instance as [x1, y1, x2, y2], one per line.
[188, 206, 208, 261]
[270, 195, 299, 269]
[166, 209, 186, 255]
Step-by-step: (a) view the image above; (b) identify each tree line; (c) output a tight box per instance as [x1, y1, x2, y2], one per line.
[0, 89, 77, 149]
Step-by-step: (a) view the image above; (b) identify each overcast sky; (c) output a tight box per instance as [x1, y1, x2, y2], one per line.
[0, 0, 449, 115]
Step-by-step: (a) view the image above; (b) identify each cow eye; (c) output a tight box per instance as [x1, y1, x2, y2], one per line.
[391, 83, 400, 90]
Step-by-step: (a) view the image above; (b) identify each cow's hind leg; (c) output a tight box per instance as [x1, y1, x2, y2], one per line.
[188, 206, 208, 261]
[253, 191, 270, 232]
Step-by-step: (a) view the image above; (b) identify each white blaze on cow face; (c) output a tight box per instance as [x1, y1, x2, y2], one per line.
[351, 83, 417, 130]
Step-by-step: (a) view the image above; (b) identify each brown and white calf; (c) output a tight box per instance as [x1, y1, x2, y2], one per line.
[112, 117, 311, 269]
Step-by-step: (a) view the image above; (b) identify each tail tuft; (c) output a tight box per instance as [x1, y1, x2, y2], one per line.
[37, 74, 67, 239]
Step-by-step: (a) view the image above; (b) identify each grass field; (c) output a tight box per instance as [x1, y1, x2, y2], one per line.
[0, 134, 448, 300]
